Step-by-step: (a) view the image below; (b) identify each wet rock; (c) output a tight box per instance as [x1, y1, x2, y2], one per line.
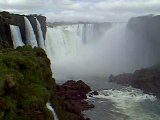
[56, 80, 94, 120]
[90, 91, 99, 96]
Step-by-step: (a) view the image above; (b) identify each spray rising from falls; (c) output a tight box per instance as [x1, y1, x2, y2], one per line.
[10, 25, 25, 48]
[45, 23, 124, 79]
[45, 23, 157, 80]
[24, 17, 38, 47]
[36, 18, 45, 49]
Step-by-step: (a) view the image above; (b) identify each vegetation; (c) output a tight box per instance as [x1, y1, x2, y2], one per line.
[0, 46, 75, 120]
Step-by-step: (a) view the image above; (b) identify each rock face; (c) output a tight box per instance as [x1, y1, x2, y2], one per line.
[0, 11, 46, 48]
[127, 15, 160, 63]
[56, 80, 94, 120]
[109, 67, 160, 97]
[116, 14, 160, 97]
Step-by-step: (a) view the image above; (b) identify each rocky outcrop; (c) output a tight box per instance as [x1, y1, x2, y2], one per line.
[0, 11, 46, 48]
[109, 67, 160, 97]
[56, 80, 94, 120]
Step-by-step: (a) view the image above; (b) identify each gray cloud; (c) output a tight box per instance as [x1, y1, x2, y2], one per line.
[0, 0, 160, 22]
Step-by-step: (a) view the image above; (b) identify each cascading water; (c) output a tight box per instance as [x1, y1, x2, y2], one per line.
[24, 16, 38, 47]
[44, 22, 160, 120]
[45, 23, 111, 79]
[10, 25, 24, 48]
[46, 102, 59, 120]
[45, 23, 158, 80]
[36, 18, 45, 49]
[45, 24, 85, 76]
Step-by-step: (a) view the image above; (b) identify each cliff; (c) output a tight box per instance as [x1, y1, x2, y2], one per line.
[0, 46, 92, 120]
[127, 15, 160, 63]
[0, 11, 47, 48]
[0, 46, 72, 120]
[0, 46, 55, 119]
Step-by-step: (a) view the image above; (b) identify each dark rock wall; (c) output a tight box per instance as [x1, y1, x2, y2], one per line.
[127, 15, 160, 63]
[0, 11, 46, 48]
[0, 12, 12, 48]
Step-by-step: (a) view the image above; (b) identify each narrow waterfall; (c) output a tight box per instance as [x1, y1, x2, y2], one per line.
[10, 25, 24, 48]
[24, 17, 38, 47]
[46, 102, 59, 120]
[36, 18, 45, 49]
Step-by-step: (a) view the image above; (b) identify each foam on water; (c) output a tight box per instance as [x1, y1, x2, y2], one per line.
[92, 87, 160, 120]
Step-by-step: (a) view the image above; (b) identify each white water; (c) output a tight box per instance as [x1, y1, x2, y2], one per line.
[10, 25, 24, 48]
[45, 26, 79, 60]
[45, 24, 110, 60]
[45, 23, 154, 80]
[24, 17, 38, 47]
[36, 18, 45, 49]
[45, 23, 158, 80]
[45, 23, 115, 79]
[91, 87, 160, 120]
[46, 102, 59, 120]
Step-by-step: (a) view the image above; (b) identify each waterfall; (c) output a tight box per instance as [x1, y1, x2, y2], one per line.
[24, 17, 38, 47]
[36, 18, 45, 49]
[45, 24, 109, 59]
[46, 102, 59, 120]
[10, 25, 24, 48]
[85, 24, 94, 43]
[45, 25, 82, 60]
[45, 23, 112, 79]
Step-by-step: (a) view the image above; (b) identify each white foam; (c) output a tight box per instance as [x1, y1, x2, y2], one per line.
[92, 87, 159, 120]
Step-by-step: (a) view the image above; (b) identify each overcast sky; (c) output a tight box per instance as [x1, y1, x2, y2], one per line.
[0, 0, 160, 22]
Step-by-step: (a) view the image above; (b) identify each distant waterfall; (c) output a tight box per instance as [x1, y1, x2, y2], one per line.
[36, 18, 45, 49]
[10, 25, 24, 48]
[24, 17, 38, 47]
